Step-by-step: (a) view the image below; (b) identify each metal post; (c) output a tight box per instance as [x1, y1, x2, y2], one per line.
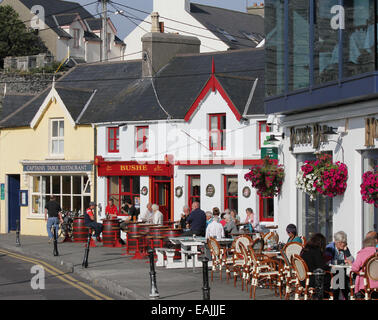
[53, 225, 59, 256]
[202, 256, 210, 300]
[313, 268, 325, 300]
[82, 230, 91, 268]
[15, 219, 21, 247]
[148, 248, 159, 299]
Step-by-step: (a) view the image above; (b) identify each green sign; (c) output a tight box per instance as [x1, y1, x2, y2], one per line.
[1, 184, 4, 200]
[261, 147, 278, 160]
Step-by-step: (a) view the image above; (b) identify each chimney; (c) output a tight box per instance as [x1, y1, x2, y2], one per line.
[142, 12, 201, 77]
[247, 2, 264, 17]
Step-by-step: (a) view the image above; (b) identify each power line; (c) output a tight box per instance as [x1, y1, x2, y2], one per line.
[111, 1, 264, 47]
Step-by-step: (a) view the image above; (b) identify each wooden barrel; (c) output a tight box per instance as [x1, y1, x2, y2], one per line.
[102, 219, 120, 247]
[149, 226, 169, 248]
[72, 217, 88, 242]
[126, 222, 141, 251]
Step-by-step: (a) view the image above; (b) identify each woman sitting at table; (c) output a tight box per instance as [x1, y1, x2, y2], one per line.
[286, 224, 302, 244]
[224, 214, 238, 238]
[300, 233, 332, 296]
[230, 209, 240, 224]
[244, 208, 256, 230]
[105, 198, 118, 219]
[351, 236, 378, 299]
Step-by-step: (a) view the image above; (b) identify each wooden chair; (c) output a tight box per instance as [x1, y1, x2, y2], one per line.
[207, 237, 232, 282]
[300, 236, 307, 246]
[280, 242, 304, 299]
[350, 252, 378, 300]
[291, 254, 334, 300]
[263, 231, 279, 246]
[229, 235, 253, 288]
[251, 238, 264, 255]
[242, 243, 283, 299]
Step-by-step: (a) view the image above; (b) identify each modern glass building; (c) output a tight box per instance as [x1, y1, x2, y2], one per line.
[265, 0, 377, 114]
[264, 0, 378, 251]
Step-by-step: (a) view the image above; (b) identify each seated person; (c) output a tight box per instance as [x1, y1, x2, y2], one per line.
[300, 233, 332, 296]
[352, 236, 378, 299]
[182, 201, 206, 237]
[224, 213, 238, 238]
[230, 209, 240, 224]
[325, 231, 354, 300]
[84, 202, 103, 243]
[152, 204, 164, 225]
[205, 211, 213, 226]
[138, 202, 154, 223]
[105, 198, 118, 219]
[205, 215, 224, 239]
[286, 224, 302, 244]
[219, 213, 227, 227]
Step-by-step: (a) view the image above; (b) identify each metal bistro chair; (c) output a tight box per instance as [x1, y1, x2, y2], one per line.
[207, 237, 233, 282]
[350, 252, 378, 300]
[281, 242, 304, 299]
[291, 254, 334, 300]
[230, 235, 253, 289]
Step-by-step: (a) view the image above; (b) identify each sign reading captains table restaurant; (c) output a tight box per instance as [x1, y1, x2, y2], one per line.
[23, 163, 93, 172]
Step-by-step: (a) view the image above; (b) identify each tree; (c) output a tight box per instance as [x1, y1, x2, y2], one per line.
[0, 5, 48, 68]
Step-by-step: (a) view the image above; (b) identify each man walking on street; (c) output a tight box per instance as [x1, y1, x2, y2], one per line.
[44, 195, 63, 243]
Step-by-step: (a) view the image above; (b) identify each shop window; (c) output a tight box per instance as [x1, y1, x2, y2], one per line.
[31, 175, 91, 215]
[107, 176, 140, 214]
[259, 196, 274, 222]
[107, 127, 119, 153]
[50, 119, 64, 156]
[136, 126, 149, 153]
[224, 175, 238, 212]
[209, 114, 226, 150]
[188, 175, 200, 208]
[73, 28, 80, 48]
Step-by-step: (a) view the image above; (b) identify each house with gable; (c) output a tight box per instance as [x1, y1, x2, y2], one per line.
[123, 0, 265, 60]
[1, 0, 126, 64]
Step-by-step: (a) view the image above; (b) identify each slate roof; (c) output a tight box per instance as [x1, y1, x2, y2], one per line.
[189, 3, 265, 50]
[0, 48, 265, 128]
[0, 94, 34, 121]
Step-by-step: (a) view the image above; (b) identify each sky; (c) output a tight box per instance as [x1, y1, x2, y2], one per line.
[74, 0, 261, 40]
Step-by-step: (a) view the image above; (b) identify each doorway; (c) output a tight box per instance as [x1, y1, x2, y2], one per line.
[8, 174, 20, 232]
[151, 176, 171, 222]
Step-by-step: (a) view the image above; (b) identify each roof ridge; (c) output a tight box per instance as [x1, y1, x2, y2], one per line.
[191, 2, 261, 17]
[216, 74, 256, 81]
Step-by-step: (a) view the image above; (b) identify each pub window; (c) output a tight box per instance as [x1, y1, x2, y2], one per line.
[188, 175, 200, 208]
[107, 127, 119, 153]
[259, 196, 274, 222]
[136, 126, 149, 153]
[209, 113, 226, 150]
[50, 119, 64, 156]
[107, 176, 140, 214]
[31, 175, 90, 215]
[224, 175, 238, 212]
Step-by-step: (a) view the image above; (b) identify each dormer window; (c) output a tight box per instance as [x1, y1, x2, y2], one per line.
[209, 113, 226, 150]
[50, 119, 64, 156]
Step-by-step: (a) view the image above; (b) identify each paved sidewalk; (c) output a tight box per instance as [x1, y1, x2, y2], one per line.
[0, 233, 280, 300]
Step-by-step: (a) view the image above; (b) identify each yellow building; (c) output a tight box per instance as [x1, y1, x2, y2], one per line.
[0, 84, 95, 236]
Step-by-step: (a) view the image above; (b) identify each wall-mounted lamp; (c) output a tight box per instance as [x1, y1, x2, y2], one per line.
[267, 133, 285, 142]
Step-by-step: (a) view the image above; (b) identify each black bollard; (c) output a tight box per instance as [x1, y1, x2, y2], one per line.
[53, 226, 59, 256]
[202, 256, 210, 300]
[82, 230, 91, 268]
[313, 268, 325, 300]
[148, 248, 159, 299]
[16, 219, 21, 247]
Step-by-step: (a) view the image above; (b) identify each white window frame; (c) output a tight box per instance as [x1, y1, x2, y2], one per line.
[50, 119, 64, 157]
[73, 28, 80, 48]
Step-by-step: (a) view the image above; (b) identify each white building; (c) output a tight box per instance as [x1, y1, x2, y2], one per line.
[123, 0, 264, 60]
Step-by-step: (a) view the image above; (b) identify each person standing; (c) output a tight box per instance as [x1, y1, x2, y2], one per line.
[152, 204, 164, 225]
[183, 201, 206, 237]
[84, 202, 103, 243]
[44, 195, 63, 243]
[105, 198, 118, 219]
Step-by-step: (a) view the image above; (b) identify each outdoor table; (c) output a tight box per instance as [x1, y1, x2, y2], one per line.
[262, 250, 282, 258]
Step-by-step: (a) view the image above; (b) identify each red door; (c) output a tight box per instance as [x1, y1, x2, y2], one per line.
[152, 177, 171, 222]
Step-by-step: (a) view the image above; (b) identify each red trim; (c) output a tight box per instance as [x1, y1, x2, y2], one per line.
[184, 74, 242, 122]
[175, 159, 263, 166]
[209, 113, 226, 151]
[98, 160, 173, 177]
[136, 126, 148, 153]
[224, 175, 238, 211]
[188, 175, 200, 209]
[259, 196, 274, 222]
[107, 127, 119, 153]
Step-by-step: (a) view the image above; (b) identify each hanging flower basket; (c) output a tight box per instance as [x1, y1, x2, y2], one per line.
[360, 168, 378, 208]
[244, 157, 285, 198]
[296, 153, 348, 201]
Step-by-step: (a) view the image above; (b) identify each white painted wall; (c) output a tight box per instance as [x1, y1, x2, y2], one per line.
[123, 0, 229, 60]
[275, 99, 378, 257]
